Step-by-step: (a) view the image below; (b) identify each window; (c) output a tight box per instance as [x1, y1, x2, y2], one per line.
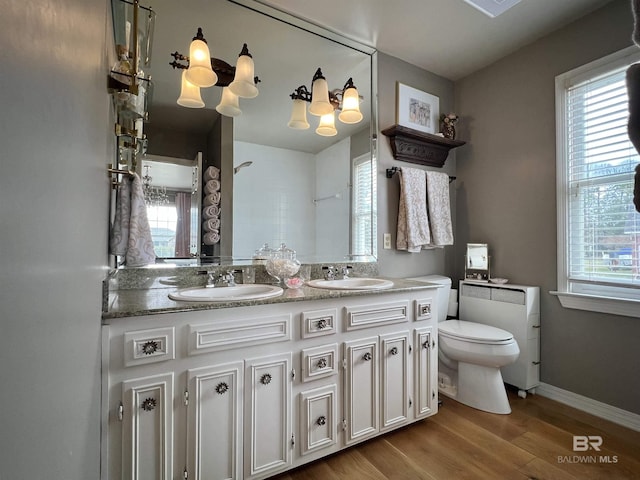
[352, 154, 377, 257]
[554, 46, 640, 317]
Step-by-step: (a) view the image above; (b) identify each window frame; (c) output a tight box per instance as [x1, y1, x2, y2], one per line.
[553, 45, 640, 318]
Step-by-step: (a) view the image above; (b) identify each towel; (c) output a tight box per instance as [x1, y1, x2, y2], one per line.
[203, 217, 220, 232]
[109, 173, 156, 266]
[204, 179, 221, 194]
[203, 229, 220, 245]
[396, 167, 431, 252]
[203, 192, 221, 206]
[202, 204, 220, 219]
[204, 165, 220, 181]
[109, 175, 132, 256]
[426, 171, 454, 246]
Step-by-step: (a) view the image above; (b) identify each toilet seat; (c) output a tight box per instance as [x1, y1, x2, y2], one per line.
[439, 320, 514, 345]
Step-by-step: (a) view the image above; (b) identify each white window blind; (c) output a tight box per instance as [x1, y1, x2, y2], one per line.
[352, 154, 377, 257]
[557, 48, 640, 307]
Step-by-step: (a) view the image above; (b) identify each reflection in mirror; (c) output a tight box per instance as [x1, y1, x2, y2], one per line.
[465, 243, 490, 281]
[137, 0, 377, 264]
[142, 153, 202, 258]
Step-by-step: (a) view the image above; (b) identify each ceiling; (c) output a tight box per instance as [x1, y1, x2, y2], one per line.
[258, 0, 616, 81]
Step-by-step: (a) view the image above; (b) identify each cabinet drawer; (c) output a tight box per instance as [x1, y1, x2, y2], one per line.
[301, 308, 337, 338]
[301, 344, 338, 382]
[188, 314, 291, 355]
[299, 384, 337, 456]
[344, 301, 409, 331]
[123, 327, 175, 367]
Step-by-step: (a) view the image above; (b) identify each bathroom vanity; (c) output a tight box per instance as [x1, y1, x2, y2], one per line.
[102, 272, 440, 480]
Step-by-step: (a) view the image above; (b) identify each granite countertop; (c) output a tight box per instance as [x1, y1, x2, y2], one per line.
[102, 277, 439, 321]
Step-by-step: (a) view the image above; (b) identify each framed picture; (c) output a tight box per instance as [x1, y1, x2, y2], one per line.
[396, 83, 440, 134]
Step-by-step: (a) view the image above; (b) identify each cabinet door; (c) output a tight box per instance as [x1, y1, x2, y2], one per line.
[343, 337, 379, 445]
[121, 372, 174, 480]
[245, 352, 292, 479]
[380, 332, 409, 430]
[414, 327, 437, 418]
[187, 362, 243, 480]
[299, 384, 337, 456]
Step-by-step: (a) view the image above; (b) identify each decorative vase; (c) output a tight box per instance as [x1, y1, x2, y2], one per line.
[442, 122, 456, 140]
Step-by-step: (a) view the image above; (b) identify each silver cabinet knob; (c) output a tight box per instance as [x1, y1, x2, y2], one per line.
[317, 318, 328, 329]
[363, 352, 372, 361]
[316, 416, 327, 426]
[317, 358, 328, 369]
[141, 397, 156, 411]
[260, 373, 272, 385]
[390, 347, 398, 355]
[215, 382, 229, 395]
[141, 340, 159, 355]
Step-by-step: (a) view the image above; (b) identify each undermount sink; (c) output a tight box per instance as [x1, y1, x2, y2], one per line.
[306, 278, 394, 290]
[169, 284, 284, 302]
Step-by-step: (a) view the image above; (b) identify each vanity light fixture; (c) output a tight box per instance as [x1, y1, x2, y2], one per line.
[288, 68, 363, 137]
[170, 27, 260, 116]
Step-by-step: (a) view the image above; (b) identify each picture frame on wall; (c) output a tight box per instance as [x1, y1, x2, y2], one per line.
[396, 82, 440, 134]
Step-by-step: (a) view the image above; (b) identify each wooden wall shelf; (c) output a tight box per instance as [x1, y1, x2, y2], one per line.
[381, 125, 465, 168]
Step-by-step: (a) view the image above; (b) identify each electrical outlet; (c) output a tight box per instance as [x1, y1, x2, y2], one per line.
[383, 233, 391, 249]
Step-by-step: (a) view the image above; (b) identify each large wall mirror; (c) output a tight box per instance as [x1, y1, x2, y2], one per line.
[131, 0, 377, 264]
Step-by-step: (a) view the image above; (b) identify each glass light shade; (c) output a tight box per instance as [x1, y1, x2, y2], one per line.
[185, 38, 217, 87]
[287, 99, 310, 129]
[215, 87, 242, 117]
[177, 71, 205, 108]
[309, 75, 333, 116]
[338, 86, 363, 124]
[316, 112, 337, 136]
[229, 54, 258, 98]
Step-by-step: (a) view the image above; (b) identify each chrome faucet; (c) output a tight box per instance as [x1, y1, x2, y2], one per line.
[220, 270, 240, 287]
[341, 265, 353, 279]
[322, 266, 337, 280]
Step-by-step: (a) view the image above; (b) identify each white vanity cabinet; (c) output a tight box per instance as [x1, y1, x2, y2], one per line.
[102, 286, 439, 480]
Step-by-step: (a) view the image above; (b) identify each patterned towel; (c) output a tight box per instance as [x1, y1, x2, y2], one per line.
[426, 171, 454, 246]
[396, 167, 431, 252]
[109, 174, 156, 266]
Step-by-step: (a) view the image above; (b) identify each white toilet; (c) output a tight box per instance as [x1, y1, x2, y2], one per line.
[411, 275, 520, 414]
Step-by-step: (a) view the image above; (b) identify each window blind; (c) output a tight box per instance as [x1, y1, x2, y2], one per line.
[565, 64, 640, 289]
[351, 155, 377, 256]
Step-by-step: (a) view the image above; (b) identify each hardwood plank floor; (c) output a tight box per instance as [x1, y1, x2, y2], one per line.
[272, 389, 640, 480]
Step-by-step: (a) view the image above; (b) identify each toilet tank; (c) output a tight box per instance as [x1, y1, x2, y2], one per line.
[408, 275, 451, 322]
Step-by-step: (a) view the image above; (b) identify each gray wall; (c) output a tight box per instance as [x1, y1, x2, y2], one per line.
[376, 53, 458, 279]
[454, 0, 640, 414]
[0, 0, 111, 478]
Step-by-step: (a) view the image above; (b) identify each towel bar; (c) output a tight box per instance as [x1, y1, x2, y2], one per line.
[386, 167, 456, 183]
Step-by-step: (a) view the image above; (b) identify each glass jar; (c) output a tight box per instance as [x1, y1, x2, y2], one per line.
[265, 243, 300, 287]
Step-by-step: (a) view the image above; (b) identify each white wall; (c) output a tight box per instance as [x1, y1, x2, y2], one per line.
[315, 137, 351, 260]
[0, 0, 111, 477]
[233, 141, 316, 258]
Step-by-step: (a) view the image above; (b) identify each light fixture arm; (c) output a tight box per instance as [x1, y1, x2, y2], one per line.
[170, 31, 260, 88]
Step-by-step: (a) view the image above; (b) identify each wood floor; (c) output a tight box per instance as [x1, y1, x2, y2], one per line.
[272, 388, 640, 480]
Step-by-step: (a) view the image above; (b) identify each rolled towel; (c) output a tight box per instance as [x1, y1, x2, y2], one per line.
[204, 165, 220, 181]
[203, 217, 220, 232]
[203, 204, 220, 219]
[203, 192, 221, 206]
[204, 179, 220, 194]
[203, 229, 220, 245]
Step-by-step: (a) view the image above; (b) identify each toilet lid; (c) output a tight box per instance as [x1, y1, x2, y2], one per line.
[439, 320, 514, 344]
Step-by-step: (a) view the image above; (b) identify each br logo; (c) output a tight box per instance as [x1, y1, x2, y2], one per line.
[573, 435, 603, 452]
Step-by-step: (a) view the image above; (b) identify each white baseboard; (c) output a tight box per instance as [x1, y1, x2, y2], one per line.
[536, 382, 640, 432]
